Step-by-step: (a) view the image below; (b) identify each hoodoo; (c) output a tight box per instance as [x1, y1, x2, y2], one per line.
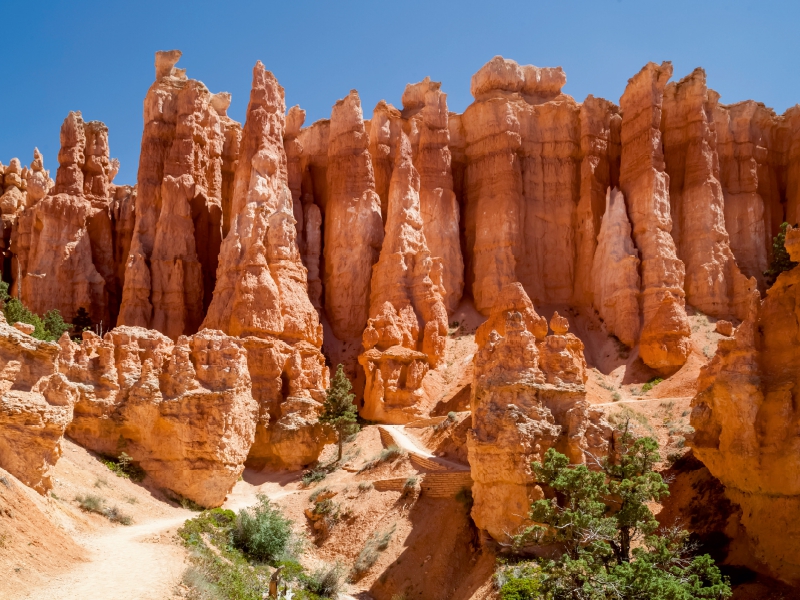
[4, 48, 800, 596]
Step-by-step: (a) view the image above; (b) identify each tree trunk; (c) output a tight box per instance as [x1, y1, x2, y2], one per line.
[337, 433, 343, 462]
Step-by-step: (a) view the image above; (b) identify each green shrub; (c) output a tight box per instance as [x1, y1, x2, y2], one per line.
[500, 577, 541, 600]
[455, 487, 473, 510]
[357, 481, 373, 492]
[302, 467, 329, 487]
[232, 494, 293, 562]
[642, 377, 664, 393]
[102, 452, 146, 482]
[764, 222, 798, 287]
[351, 525, 396, 578]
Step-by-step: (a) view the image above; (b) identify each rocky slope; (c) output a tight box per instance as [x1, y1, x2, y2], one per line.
[3, 50, 800, 590]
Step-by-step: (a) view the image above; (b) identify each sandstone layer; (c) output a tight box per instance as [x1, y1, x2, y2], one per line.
[61, 326, 257, 507]
[0, 314, 77, 493]
[690, 226, 800, 584]
[467, 287, 611, 542]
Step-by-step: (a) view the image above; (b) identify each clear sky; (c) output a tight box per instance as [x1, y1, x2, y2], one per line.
[1, 0, 796, 185]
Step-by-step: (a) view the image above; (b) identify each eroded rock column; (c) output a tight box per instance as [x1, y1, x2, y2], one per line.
[619, 62, 690, 372]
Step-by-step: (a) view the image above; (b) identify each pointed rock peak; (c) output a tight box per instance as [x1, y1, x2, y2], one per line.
[625, 61, 673, 92]
[250, 62, 285, 114]
[373, 99, 401, 118]
[549, 311, 569, 335]
[330, 90, 365, 138]
[155, 49, 183, 80]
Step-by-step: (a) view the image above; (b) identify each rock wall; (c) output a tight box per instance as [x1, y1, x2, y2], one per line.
[0, 314, 77, 494]
[118, 50, 241, 338]
[12, 113, 131, 327]
[61, 326, 256, 507]
[323, 90, 384, 341]
[467, 285, 611, 542]
[661, 68, 754, 320]
[690, 226, 800, 584]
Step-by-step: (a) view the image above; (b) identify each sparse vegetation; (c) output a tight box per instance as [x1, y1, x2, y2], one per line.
[72, 306, 94, 337]
[102, 451, 146, 482]
[74, 493, 132, 525]
[455, 487, 474, 511]
[351, 524, 396, 578]
[301, 562, 345, 598]
[764, 221, 798, 287]
[359, 445, 407, 472]
[178, 505, 327, 599]
[94, 476, 109, 488]
[0, 533, 9, 548]
[495, 561, 543, 600]
[0, 279, 72, 341]
[357, 481, 373, 493]
[319, 364, 360, 462]
[611, 391, 621, 402]
[0, 475, 11, 488]
[641, 377, 664, 393]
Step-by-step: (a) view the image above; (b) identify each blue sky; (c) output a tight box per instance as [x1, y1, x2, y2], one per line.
[1, 0, 795, 185]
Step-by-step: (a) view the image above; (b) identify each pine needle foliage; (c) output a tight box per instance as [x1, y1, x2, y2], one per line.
[511, 423, 732, 599]
[764, 222, 799, 287]
[319, 364, 360, 462]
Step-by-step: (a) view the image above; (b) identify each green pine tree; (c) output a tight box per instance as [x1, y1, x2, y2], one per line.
[764, 222, 799, 288]
[319, 364, 360, 462]
[508, 422, 732, 599]
[72, 306, 94, 336]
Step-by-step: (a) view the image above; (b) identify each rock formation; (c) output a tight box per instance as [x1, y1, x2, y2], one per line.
[467, 287, 611, 542]
[202, 61, 331, 471]
[12, 113, 131, 327]
[0, 314, 77, 493]
[712, 101, 783, 291]
[690, 226, 800, 584]
[118, 50, 241, 338]
[619, 62, 691, 373]
[572, 96, 621, 308]
[402, 77, 464, 313]
[661, 69, 754, 320]
[359, 134, 448, 423]
[591, 188, 641, 347]
[61, 326, 257, 507]
[323, 90, 384, 341]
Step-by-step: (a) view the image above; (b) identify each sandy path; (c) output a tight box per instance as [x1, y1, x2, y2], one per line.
[17, 478, 306, 600]
[594, 396, 690, 407]
[21, 513, 191, 600]
[381, 425, 469, 471]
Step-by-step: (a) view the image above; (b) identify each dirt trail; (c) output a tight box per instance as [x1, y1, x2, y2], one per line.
[381, 424, 469, 471]
[21, 513, 191, 600]
[16, 466, 297, 600]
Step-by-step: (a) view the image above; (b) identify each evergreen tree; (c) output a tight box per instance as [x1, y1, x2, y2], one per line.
[72, 306, 94, 336]
[764, 222, 799, 288]
[509, 424, 732, 599]
[319, 364, 360, 462]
